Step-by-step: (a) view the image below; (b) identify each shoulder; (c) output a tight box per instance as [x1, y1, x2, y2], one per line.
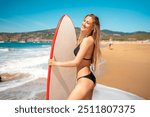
[82, 36, 94, 46]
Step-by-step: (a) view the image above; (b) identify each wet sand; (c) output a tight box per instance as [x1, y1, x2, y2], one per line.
[97, 41, 150, 99]
[0, 76, 46, 100]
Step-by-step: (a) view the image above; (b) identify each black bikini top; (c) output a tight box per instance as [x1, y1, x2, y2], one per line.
[74, 44, 92, 61]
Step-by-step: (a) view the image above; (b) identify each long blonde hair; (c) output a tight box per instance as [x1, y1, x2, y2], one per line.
[78, 14, 101, 72]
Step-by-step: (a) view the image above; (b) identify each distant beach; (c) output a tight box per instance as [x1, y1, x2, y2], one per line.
[98, 41, 150, 99]
[0, 41, 150, 99]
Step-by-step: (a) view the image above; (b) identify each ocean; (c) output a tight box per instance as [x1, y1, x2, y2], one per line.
[0, 42, 51, 99]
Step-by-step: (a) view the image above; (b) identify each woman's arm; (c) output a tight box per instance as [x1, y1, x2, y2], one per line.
[49, 36, 94, 67]
[49, 58, 79, 67]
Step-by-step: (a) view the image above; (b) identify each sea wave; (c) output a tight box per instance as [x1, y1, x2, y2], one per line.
[0, 41, 4, 43]
[0, 42, 51, 91]
[0, 73, 38, 92]
[0, 48, 9, 52]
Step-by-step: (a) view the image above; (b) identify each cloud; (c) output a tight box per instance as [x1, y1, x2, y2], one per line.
[0, 17, 49, 32]
[0, 18, 27, 28]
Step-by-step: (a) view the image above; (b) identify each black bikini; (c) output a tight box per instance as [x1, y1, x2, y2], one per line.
[74, 44, 92, 61]
[77, 72, 96, 84]
[74, 44, 96, 84]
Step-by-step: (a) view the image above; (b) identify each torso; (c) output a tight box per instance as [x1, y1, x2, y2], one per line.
[74, 38, 94, 78]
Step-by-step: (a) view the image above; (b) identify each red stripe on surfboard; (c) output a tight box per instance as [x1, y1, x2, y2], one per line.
[46, 15, 66, 100]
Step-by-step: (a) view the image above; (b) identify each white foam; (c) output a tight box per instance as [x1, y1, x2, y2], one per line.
[1, 55, 48, 76]
[0, 75, 37, 92]
[0, 48, 9, 52]
[0, 41, 4, 43]
[0, 46, 50, 91]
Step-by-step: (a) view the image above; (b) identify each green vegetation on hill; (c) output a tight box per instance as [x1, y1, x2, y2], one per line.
[0, 29, 55, 42]
[0, 28, 150, 42]
[101, 30, 150, 41]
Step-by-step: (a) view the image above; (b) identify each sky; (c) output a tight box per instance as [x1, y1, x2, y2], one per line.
[0, 0, 150, 33]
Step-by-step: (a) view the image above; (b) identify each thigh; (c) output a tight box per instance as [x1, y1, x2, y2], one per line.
[67, 78, 95, 100]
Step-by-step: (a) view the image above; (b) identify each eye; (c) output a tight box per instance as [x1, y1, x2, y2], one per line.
[87, 21, 90, 24]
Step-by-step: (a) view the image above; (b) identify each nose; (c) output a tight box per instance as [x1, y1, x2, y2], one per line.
[82, 21, 85, 26]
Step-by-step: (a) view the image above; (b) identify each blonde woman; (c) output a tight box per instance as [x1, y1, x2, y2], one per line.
[49, 14, 101, 100]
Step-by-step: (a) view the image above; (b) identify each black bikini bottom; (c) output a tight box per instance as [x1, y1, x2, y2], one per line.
[77, 72, 96, 84]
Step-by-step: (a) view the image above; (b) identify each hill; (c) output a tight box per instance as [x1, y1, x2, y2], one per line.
[0, 28, 150, 42]
[101, 29, 150, 41]
[0, 29, 55, 42]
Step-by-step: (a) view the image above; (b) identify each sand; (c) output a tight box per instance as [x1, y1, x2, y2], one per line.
[0, 77, 46, 100]
[97, 41, 150, 99]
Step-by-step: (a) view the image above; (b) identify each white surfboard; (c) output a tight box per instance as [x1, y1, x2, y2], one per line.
[46, 15, 76, 100]
[92, 84, 144, 100]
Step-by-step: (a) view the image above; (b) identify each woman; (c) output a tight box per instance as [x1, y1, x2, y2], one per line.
[49, 14, 101, 100]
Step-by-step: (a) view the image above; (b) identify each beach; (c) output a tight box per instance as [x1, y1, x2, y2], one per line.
[98, 41, 150, 99]
[0, 41, 150, 100]
[0, 76, 46, 100]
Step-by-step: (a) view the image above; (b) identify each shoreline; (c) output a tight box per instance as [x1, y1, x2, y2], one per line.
[0, 40, 52, 43]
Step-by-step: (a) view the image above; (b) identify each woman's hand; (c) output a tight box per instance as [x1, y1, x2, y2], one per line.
[48, 57, 56, 66]
[48, 56, 78, 67]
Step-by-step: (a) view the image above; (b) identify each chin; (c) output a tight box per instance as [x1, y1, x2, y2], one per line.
[81, 28, 87, 32]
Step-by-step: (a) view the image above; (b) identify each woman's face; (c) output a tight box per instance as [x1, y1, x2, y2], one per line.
[81, 16, 94, 36]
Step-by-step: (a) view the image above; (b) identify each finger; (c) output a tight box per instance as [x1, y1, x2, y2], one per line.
[53, 56, 56, 61]
[48, 59, 52, 65]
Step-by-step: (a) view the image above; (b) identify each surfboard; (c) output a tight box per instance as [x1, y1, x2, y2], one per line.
[92, 84, 144, 100]
[46, 15, 77, 100]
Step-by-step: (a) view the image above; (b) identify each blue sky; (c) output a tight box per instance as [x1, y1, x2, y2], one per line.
[0, 0, 150, 32]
